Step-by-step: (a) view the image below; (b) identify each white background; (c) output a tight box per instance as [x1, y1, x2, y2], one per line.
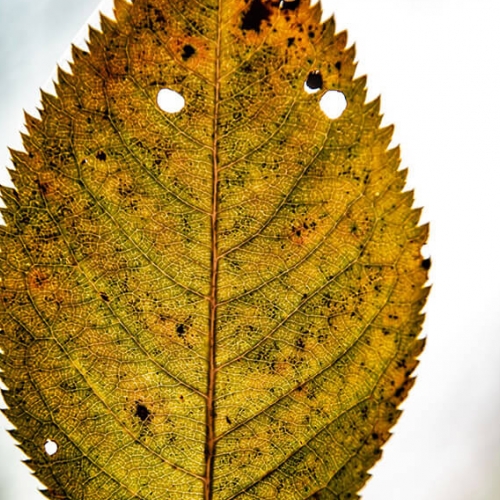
[1, 0, 500, 499]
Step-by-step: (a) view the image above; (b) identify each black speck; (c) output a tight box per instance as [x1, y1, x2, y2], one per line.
[135, 402, 151, 423]
[295, 337, 305, 349]
[241, 62, 253, 73]
[176, 324, 187, 337]
[96, 150, 107, 161]
[181, 44, 195, 61]
[306, 71, 323, 90]
[287, 37, 295, 47]
[335, 61, 342, 71]
[225, 415, 232, 424]
[99, 292, 109, 302]
[421, 258, 431, 270]
[241, 0, 271, 33]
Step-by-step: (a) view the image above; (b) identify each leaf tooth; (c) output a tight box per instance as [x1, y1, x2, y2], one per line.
[406, 206, 424, 228]
[365, 94, 382, 115]
[39, 88, 60, 115]
[23, 110, 42, 136]
[382, 127, 397, 152]
[418, 221, 430, 238]
[407, 221, 430, 243]
[57, 65, 72, 83]
[334, 29, 348, 50]
[8, 146, 34, 178]
[0, 186, 18, 213]
[114, 0, 132, 22]
[100, 11, 119, 35]
[419, 288, 432, 310]
[352, 75, 368, 100]
[1, 388, 12, 408]
[307, 0, 323, 24]
[7, 427, 22, 444]
[319, 13, 336, 42]
[87, 23, 104, 48]
[70, 43, 89, 63]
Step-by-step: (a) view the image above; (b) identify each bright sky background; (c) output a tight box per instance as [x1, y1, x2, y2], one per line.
[0, 0, 499, 499]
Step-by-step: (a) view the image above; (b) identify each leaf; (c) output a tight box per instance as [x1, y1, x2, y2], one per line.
[0, 0, 429, 498]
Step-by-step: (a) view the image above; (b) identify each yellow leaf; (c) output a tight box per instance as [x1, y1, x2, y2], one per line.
[0, 0, 429, 498]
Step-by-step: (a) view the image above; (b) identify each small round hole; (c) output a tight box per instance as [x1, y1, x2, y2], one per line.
[421, 244, 431, 260]
[319, 90, 347, 119]
[157, 88, 185, 113]
[44, 439, 58, 456]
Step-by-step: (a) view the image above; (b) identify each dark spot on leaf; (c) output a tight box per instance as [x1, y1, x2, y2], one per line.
[280, 0, 300, 10]
[241, 0, 271, 33]
[241, 62, 253, 73]
[35, 180, 50, 196]
[176, 323, 187, 337]
[99, 292, 109, 302]
[135, 402, 151, 423]
[306, 71, 323, 90]
[181, 44, 196, 61]
[226, 415, 232, 424]
[335, 61, 342, 71]
[96, 150, 107, 161]
[287, 37, 295, 47]
[296, 337, 305, 349]
[421, 258, 431, 270]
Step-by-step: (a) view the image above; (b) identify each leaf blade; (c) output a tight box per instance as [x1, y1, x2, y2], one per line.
[0, 0, 429, 499]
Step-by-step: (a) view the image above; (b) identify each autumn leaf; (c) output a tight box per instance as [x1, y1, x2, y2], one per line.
[0, 0, 429, 498]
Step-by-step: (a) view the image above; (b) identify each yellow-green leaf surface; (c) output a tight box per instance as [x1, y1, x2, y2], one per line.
[0, 0, 429, 498]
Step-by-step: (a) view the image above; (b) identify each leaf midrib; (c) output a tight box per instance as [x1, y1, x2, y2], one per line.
[204, 0, 223, 497]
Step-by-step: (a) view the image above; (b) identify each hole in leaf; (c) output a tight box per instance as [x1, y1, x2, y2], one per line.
[304, 71, 323, 94]
[421, 244, 431, 259]
[319, 90, 347, 119]
[44, 439, 58, 456]
[279, 0, 300, 10]
[157, 88, 185, 113]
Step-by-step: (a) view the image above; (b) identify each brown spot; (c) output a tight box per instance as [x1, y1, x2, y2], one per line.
[305, 71, 323, 90]
[181, 44, 195, 61]
[35, 179, 51, 196]
[96, 150, 107, 161]
[241, 0, 271, 33]
[176, 323, 187, 337]
[135, 402, 151, 423]
[28, 268, 49, 290]
[289, 218, 317, 245]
